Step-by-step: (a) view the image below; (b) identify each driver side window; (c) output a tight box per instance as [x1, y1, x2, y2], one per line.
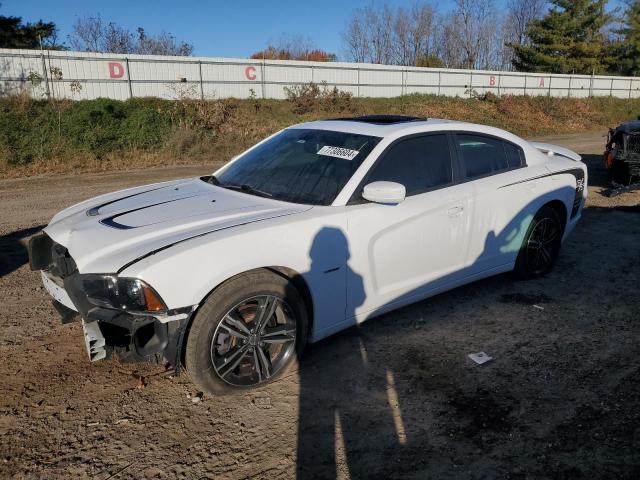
[364, 134, 453, 197]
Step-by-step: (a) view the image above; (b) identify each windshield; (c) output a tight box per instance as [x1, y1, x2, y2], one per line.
[211, 128, 381, 205]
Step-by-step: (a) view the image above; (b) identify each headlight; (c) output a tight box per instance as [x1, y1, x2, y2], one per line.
[80, 275, 167, 313]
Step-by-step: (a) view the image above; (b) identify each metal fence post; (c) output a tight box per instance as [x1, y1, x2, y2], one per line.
[629, 79, 633, 99]
[125, 58, 133, 99]
[469, 71, 473, 97]
[524, 75, 527, 96]
[357, 65, 360, 98]
[497, 73, 501, 97]
[40, 51, 51, 100]
[261, 60, 266, 99]
[548, 76, 552, 96]
[567, 75, 572, 98]
[610, 78, 614, 97]
[589, 71, 594, 98]
[198, 60, 204, 100]
[437, 70, 441, 96]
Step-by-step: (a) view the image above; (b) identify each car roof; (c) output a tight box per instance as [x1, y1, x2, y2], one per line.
[291, 116, 481, 137]
[614, 119, 640, 134]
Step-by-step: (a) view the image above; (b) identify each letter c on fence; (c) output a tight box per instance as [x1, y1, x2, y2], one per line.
[108, 62, 125, 79]
[245, 66, 257, 81]
[489, 75, 496, 86]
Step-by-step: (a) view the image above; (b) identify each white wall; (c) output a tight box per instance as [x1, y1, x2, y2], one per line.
[1, 48, 639, 101]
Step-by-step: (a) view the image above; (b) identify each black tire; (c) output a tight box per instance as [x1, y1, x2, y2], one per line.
[514, 205, 564, 280]
[185, 270, 308, 395]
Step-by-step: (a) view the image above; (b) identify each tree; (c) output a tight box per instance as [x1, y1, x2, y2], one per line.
[0, 10, 64, 49]
[392, 3, 436, 65]
[136, 28, 193, 56]
[342, 2, 438, 66]
[500, 0, 547, 70]
[342, 12, 369, 62]
[250, 35, 336, 61]
[70, 15, 133, 53]
[504, 0, 547, 46]
[451, 0, 501, 69]
[613, 0, 640, 75]
[433, 0, 503, 70]
[69, 15, 193, 56]
[510, 0, 611, 74]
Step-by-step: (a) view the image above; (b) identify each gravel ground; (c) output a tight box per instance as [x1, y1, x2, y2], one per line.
[0, 131, 639, 480]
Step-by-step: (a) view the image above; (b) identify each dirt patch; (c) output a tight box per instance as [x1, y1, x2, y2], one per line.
[1, 131, 639, 479]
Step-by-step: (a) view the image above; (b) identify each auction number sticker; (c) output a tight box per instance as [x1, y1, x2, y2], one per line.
[317, 145, 360, 160]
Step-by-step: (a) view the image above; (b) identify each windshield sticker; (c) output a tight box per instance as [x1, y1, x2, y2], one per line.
[317, 145, 360, 160]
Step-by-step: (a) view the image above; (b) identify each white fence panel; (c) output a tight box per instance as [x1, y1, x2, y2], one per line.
[1, 48, 639, 102]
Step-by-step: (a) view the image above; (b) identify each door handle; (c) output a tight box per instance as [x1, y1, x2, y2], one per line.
[447, 205, 464, 217]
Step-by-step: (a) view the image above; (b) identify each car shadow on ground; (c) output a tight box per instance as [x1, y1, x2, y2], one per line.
[293, 186, 576, 479]
[580, 153, 610, 189]
[0, 225, 45, 277]
[292, 202, 640, 479]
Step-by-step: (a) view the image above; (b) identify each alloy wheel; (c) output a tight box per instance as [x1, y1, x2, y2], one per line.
[211, 295, 297, 387]
[525, 216, 561, 275]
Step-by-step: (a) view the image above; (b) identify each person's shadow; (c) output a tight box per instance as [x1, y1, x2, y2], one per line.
[295, 227, 413, 479]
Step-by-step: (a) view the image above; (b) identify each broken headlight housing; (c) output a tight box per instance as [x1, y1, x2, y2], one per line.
[80, 275, 167, 314]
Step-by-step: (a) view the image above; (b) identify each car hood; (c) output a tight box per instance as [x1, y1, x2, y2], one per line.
[44, 177, 311, 273]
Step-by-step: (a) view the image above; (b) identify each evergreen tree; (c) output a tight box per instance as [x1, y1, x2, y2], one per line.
[615, 0, 640, 75]
[0, 6, 63, 50]
[510, 0, 610, 74]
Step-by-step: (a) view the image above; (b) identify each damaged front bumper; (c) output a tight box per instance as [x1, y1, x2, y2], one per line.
[29, 233, 194, 370]
[70, 302, 191, 368]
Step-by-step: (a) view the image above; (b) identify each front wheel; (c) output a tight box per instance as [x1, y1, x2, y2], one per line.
[514, 205, 564, 279]
[184, 270, 308, 395]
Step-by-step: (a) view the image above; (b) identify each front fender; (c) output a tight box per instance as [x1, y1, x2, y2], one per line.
[120, 208, 349, 339]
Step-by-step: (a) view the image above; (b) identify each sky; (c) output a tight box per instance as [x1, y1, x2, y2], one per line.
[1, 0, 626, 59]
[1, 0, 464, 58]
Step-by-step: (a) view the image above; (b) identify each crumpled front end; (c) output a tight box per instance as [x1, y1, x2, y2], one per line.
[28, 232, 192, 369]
[604, 125, 640, 182]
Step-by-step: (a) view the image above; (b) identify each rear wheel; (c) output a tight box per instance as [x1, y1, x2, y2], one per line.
[185, 270, 308, 395]
[514, 206, 564, 279]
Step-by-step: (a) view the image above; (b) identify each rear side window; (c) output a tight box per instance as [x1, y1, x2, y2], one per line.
[455, 133, 524, 180]
[364, 134, 453, 196]
[503, 142, 525, 168]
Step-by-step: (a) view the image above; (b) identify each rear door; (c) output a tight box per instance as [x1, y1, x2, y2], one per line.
[451, 132, 533, 274]
[345, 132, 472, 319]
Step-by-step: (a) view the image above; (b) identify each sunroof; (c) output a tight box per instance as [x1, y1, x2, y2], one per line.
[330, 115, 427, 125]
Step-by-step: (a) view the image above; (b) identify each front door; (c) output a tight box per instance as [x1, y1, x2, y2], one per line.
[344, 133, 471, 320]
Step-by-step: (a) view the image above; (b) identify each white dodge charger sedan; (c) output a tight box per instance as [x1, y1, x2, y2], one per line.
[29, 116, 587, 394]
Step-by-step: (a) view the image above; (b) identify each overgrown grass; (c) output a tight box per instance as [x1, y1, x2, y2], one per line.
[1, 90, 639, 178]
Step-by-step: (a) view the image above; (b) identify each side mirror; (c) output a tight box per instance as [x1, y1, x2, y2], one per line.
[362, 181, 406, 205]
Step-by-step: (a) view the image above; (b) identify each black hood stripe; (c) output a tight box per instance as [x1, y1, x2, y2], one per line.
[86, 185, 171, 216]
[99, 195, 200, 230]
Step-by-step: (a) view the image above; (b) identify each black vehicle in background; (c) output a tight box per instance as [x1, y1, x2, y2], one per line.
[604, 118, 640, 184]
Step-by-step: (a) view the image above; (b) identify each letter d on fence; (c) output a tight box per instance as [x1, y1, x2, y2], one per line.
[108, 62, 125, 79]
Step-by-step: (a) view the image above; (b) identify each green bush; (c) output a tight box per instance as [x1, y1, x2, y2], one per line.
[0, 98, 174, 165]
[62, 98, 171, 157]
[1, 94, 640, 174]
